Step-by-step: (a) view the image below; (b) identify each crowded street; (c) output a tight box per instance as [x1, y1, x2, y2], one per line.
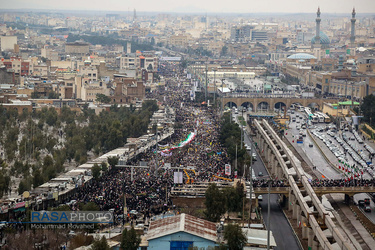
[69, 62, 232, 220]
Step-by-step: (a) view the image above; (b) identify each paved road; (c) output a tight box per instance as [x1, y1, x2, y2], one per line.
[287, 110, 375, 224]
[259, 194, 300, 250]
[244, 131, 302, 250]
[286, 114, 342, 179]
[353, 193, 375, 224]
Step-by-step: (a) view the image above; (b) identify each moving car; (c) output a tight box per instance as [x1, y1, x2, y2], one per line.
[364, 206, 371, 212]
[258, 195, 263, 201]
[364, 198, 370, 204]
[258, 171, 263, 176]
[358, 200, 365, 207]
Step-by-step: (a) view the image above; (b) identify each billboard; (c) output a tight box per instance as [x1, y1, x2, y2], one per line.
[174, 172, 183, 184]
[225, 164, 231, 175]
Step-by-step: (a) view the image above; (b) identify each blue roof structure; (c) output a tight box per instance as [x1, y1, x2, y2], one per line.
[287, 53, 317, 60]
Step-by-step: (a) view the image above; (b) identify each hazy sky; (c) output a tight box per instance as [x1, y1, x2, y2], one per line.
[2, 0, 374, 13]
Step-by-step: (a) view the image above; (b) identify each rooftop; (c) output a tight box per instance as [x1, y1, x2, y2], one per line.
[146, 213, 217, 242]
[288, 53, 317, 60]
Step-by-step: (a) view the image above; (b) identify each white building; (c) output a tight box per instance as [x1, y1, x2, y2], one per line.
[0, 36, 17, 51]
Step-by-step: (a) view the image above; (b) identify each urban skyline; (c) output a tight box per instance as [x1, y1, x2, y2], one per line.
[2, 0, 375, 14]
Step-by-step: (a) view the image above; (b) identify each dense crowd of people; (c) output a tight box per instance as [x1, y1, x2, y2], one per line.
[251, 179, 287, 188]
[310, 178, 375, 187]
[69, 63, 375, 221]
[70, 63, 233, 220]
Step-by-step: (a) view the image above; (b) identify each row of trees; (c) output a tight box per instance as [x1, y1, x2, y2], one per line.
[0, 100, 158, 196]
[361, 94, 375, 127]
[67, 33, 155, 52]
[219, 112, 249, 176]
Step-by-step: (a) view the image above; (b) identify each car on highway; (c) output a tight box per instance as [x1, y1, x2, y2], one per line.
[364, 206, 371, 212]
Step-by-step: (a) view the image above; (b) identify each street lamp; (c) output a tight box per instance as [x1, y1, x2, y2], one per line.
[267, 179, 271, 250]
[213, 68, 217, 106]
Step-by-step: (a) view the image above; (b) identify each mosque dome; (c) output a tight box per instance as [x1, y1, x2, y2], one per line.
[311, 31, 330, 45]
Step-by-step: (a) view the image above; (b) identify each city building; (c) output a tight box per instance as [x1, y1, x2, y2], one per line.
[65, 41, 90, 57]
[0, 36, 17, 51]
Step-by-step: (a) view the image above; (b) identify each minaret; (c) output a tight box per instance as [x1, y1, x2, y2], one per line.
[313, 7, 322, 60]
[350, 8, 356, 56]
[315, 7, 321, 47]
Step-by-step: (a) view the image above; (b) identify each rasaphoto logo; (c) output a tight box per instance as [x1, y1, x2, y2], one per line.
[31, 211, 113, 223]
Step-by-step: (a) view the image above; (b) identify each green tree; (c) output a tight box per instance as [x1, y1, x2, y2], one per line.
[45, 107, 58, 126]
[361, 94, 375, 126]
[92, 164, 101, 180]
[223, 182, 245, 213]
[0, 171, 10, 198]
[96, 94, 111, 104]
[48, 91, 59, 99]
[90, 236, 110, 250]
[107, 156, 119, 169]
[31, 91, 40, 99]
[18, 178, 31, 195]
[101, 162, 108, 172]
[221, 45, 228, 56]
[223, 223, 247, 250]
[50, 205, 71, 211]
[204, 183, 226, 222]
[33, 169, 44, 188]
[121, 227, 141, 250]
[180, 60, 188, 69]
[82, 202, 99, 211]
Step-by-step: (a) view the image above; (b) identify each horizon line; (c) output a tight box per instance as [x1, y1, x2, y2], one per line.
[1, 8, 375, 15]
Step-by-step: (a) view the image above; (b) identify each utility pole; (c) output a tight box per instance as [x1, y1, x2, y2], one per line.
[205, 61, 208, 104]
[241, 108, 244, 149]
[267, 180, 271, 250]
[221, 77, 225, 116]
[235, 145, 237, 175]
[155, 122, 159, 175]
[166, 182, 168, 204]
[248, 164, 253, 227]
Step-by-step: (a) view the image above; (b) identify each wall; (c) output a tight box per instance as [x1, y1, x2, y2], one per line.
[148, 232, 216, 250]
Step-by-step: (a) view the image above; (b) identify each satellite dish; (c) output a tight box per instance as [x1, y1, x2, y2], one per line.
[23, 191, 30, 198]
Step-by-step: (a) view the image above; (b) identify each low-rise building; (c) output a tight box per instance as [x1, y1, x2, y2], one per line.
[146, 213, 217, 249]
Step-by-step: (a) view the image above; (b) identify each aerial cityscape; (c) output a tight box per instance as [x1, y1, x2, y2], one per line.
[0, 1, 375, 249]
